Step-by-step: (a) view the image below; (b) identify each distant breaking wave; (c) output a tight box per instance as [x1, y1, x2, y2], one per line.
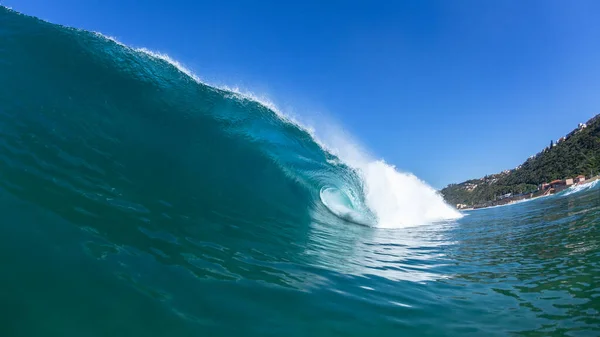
[0, 7, 460, 229]
[562, 180, 600, 196]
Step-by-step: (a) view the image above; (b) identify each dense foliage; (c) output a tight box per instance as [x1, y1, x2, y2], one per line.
[441, 115, 600, 206]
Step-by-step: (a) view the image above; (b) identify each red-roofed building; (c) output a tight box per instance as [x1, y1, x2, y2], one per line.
[549, 180, 564, 188]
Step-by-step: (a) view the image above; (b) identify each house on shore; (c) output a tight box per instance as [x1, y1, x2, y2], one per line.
[575, 175, 586, 183]
[549, 179, 564, 189]
[540, 178, 575, 193]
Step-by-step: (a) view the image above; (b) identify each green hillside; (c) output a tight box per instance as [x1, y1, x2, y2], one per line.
[441, 114, 600, 207]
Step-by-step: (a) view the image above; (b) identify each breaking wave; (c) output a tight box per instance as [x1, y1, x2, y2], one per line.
[0, 7, 460, 229]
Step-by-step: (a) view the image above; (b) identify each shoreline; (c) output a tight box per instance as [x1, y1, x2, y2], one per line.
[461, 175, 600, 211]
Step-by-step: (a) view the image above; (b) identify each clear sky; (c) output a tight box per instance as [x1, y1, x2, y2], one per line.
[5, 0, 600, 188]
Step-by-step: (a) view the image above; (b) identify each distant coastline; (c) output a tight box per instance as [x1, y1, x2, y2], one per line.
[458, 175, 600, 211]
[442, 114, 600, 209]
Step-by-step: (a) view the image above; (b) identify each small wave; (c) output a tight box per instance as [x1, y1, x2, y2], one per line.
[563, 180, 600, 196]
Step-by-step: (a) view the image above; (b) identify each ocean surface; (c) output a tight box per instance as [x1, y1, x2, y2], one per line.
[1, 8, 599, 336]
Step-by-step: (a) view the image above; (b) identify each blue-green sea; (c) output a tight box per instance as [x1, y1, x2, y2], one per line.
[1, 7, 599, 336]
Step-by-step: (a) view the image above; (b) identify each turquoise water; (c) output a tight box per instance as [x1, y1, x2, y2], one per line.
[1, 8, 599, 336]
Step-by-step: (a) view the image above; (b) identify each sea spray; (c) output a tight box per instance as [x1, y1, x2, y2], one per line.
[313, 123, 462, 227]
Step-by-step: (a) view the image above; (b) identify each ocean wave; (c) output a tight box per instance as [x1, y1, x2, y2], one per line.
[0, 6, 460, 229]
[562, 180, 600, 196]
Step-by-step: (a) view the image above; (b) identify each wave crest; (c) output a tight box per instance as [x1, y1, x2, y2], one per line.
[92, 22, 463, 228]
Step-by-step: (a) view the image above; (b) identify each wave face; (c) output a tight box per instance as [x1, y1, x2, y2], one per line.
[0, 8, 458, 230]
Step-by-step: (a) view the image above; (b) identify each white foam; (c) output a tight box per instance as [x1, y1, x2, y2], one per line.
[315, 125, 462, 228]
[563, 180, 600, 196]
[362, 161, 462, 228]
[94, 32, 462, 228]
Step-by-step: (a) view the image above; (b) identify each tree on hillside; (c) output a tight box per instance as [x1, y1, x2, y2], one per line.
[441, 114, 600, 206]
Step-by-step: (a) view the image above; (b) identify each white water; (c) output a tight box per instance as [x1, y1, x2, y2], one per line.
[316, 125, 462, 228]
[563, 180, 600, 196]
[95, 32, 463, 229]
[361, 161, 462, 228]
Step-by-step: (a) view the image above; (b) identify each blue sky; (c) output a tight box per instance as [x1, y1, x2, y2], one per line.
[5, 0, 600, 188]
